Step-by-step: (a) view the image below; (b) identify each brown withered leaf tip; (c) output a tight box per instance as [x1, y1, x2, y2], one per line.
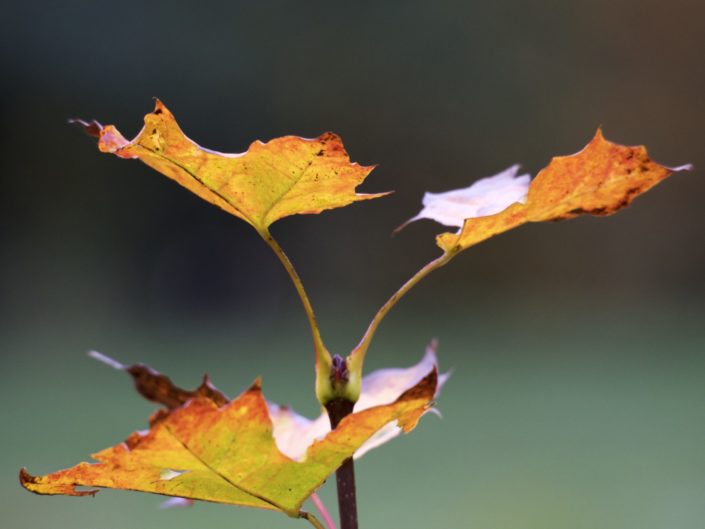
[126, 364, 229, 409]
[19, 468, 97, 497]
[68, 118, 103, 138]
[88, 351, 229, 410]
[396, 367, 437, 402]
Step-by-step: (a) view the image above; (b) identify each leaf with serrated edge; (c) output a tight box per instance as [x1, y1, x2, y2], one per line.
[84, 100, 388, 230]
[89, 346, 447, 463]
[401, 130, 691, 253]
[20, 370, 436, 517]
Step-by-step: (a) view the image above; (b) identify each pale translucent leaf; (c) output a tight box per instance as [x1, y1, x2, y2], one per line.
[400, 165, 530, 230]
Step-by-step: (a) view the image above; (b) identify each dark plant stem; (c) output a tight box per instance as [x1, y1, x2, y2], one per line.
[326, 398, 358, 529]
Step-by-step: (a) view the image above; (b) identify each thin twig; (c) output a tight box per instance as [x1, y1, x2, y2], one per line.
[333, 459, 357, 529]
[326, 398, 358, 529]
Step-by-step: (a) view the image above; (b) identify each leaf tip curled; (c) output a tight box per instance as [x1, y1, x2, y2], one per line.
[68, 118, 103, 138]
[97, 125, 130, 154]
[19, 467, 34, 487]
[19, 468, 98, 498]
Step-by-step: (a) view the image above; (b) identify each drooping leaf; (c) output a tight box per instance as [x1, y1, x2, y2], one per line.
[73, 101, 388, 231]
[20, 369, 437, 517]
[400, 130, 691, 253]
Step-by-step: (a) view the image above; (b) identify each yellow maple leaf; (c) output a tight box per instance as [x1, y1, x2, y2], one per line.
[72, 100, 392, 377]
[79, 100, 388, 231]
[20, 368, 437, 518]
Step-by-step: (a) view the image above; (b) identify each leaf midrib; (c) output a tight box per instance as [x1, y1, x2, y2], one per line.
[163, 423, 285, 513]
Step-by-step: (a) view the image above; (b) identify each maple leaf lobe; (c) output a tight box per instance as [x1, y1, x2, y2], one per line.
[525, 129, 681, 222]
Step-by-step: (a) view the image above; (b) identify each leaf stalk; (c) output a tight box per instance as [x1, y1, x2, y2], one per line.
[301, 511, 327, 529]
[260, 228, 332, 370]
[348, 250, 456, 373]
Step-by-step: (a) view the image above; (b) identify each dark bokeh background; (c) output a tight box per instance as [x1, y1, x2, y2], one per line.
[2, 2, 704, 528]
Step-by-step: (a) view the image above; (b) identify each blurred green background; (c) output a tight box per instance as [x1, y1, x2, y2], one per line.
[2, 1, 704, 528]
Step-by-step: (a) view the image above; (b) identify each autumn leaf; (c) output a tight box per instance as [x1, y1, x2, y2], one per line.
[72, 100, 388, 231]
[88, 347, 448, 462]
[20, 364, 437, 517]
[399, 130, 691, 253]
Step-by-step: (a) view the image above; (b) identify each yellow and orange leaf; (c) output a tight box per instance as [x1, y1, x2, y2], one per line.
[20, 370, 437, 517]
[430, 130, 691, 252]
[77, 100, 387, 230]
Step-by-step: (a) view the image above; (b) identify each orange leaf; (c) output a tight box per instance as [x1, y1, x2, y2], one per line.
[20, 370, 437, 517]
[524, 129, 686, 221]
[77, 100, 388, 230]
[400, 130, 691, 253]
